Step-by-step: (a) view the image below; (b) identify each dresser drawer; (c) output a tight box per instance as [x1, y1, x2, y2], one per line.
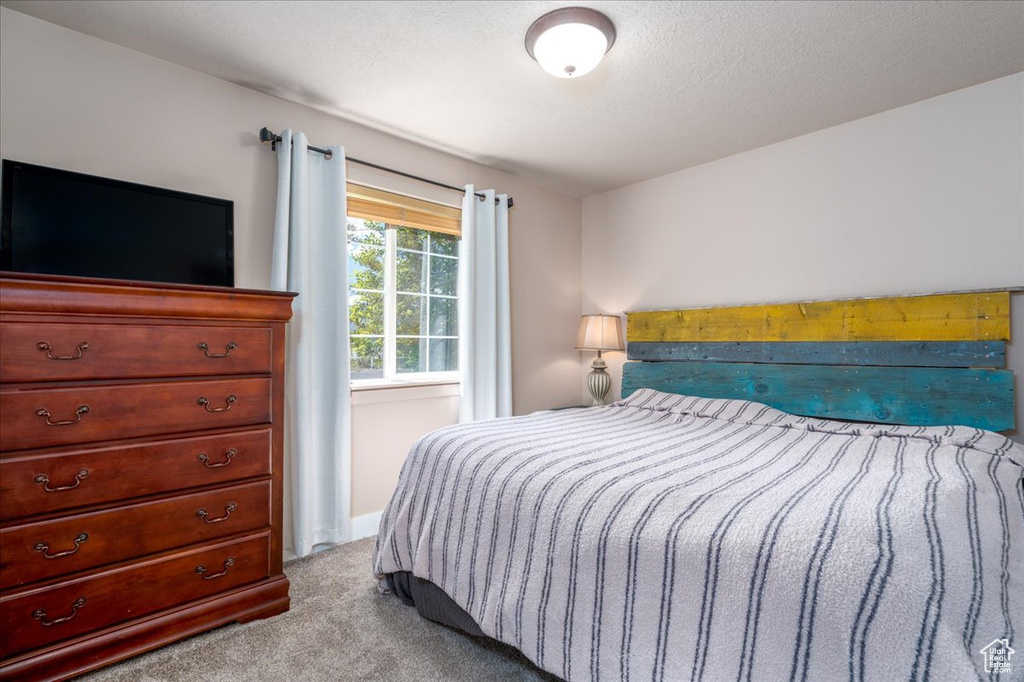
[0, 429, 271, 521]
[0, 533, 270, 658]
[0, 378, 271, 451]
[0, 323, 272, 383]
[1, 481, 270, 590]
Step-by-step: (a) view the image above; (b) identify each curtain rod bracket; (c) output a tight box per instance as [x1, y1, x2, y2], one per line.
[258, 127, 512, 208]
[259, 126, 279, 151]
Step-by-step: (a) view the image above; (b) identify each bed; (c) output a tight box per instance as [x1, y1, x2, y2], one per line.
[372, 292, 1023, 681]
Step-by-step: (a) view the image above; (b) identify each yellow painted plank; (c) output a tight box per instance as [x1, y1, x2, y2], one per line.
[626, 293, 1010, 343]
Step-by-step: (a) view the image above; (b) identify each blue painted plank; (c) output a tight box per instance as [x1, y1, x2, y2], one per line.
[626, 341, 1005, 368]
[620, 361, 1014, 431]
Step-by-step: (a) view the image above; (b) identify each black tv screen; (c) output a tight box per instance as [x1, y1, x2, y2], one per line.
[1, 160, 233, 286]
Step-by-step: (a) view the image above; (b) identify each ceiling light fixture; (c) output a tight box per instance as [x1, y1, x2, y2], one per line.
[525, 7, 616, 79]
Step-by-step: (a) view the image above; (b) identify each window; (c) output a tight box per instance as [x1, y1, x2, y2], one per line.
[346, 184, 461, 384]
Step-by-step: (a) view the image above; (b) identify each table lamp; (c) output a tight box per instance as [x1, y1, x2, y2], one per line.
[576, 314, 625, 406]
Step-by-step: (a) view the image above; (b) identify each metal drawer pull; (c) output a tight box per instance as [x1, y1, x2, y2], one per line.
[197, 395, 236, 413]
[32, 597, 86, 626]
[37, 341, 90, 361]
[195, 557, 235, 580]
[35, 469, 90, 492]
[197, 502, 236, 523]
[198, 341, 237, 358]
[36, 405, 90, 426]
[34, 533, 89, 559]
[198, 448, 237, 468]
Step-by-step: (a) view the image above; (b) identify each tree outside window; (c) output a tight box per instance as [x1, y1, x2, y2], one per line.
[348, 218, 459, 382]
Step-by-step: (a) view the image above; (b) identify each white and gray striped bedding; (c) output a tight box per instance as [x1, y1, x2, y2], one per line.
[373, 388, 1024, 681]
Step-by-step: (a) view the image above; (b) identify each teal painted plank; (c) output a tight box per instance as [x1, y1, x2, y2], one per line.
[620, 361, 1014, 431]
[626, 341, 1005, 368]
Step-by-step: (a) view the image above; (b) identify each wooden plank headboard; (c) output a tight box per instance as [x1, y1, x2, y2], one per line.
[622, 292, 1014, 431]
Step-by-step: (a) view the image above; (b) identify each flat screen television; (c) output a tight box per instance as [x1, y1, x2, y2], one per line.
[1, 160, 234, 287]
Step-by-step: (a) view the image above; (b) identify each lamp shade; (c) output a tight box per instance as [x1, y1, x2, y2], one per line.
[575, 314, 624, 352]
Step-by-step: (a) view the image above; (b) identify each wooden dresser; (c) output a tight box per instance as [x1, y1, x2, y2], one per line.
[0, 273, 296, 681]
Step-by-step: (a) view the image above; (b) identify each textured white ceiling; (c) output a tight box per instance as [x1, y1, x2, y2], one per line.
[3, 0, 1022, 197]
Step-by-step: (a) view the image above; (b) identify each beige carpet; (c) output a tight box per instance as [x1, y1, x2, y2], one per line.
[81, 537, 558, 681]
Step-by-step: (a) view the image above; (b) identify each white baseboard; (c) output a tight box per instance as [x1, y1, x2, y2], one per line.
[351, 510, 384, 540]
[282, 511, 384, 562]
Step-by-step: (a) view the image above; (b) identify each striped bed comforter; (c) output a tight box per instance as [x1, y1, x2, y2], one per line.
[372, 389, 1024, 681]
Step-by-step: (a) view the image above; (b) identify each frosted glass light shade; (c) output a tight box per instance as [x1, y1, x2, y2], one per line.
[533, 23, 608, 78]
[576, 314, 624, 351]
[526, 7, 616, 79]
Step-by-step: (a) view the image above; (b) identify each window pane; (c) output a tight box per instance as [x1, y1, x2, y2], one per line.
[349, 291, 384, 335]
[396, 250, 426, 293]
[429, 296, 458, 336]
[397, 226, 427, 251]
[396, 294, 426, 336]
[429, 338, 458, 372]
[396, 337, 427, 373]
[430, 232, 459, 256]
[350, 336, 384, 380]
[348, 243, 384, 290]
[347, 219, 385, 246]
[429, 255, 458, 296]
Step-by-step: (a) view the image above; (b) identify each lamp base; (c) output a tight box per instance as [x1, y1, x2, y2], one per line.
[587, 356, 611, 406]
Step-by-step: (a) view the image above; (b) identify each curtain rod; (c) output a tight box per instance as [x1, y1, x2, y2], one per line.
[258, 127, 512, 208]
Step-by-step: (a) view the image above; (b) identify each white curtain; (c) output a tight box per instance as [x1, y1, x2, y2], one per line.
[270, 129, 351, 558]
[458, 186, 512, 422]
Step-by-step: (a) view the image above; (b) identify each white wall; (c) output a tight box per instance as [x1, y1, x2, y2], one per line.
[350, 384, 459, 518]
[583, 73, 1024, 440]
[0, 8, 584, 523]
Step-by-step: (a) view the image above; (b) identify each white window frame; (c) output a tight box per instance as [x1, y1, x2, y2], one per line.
[349, 221, 460, 388]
